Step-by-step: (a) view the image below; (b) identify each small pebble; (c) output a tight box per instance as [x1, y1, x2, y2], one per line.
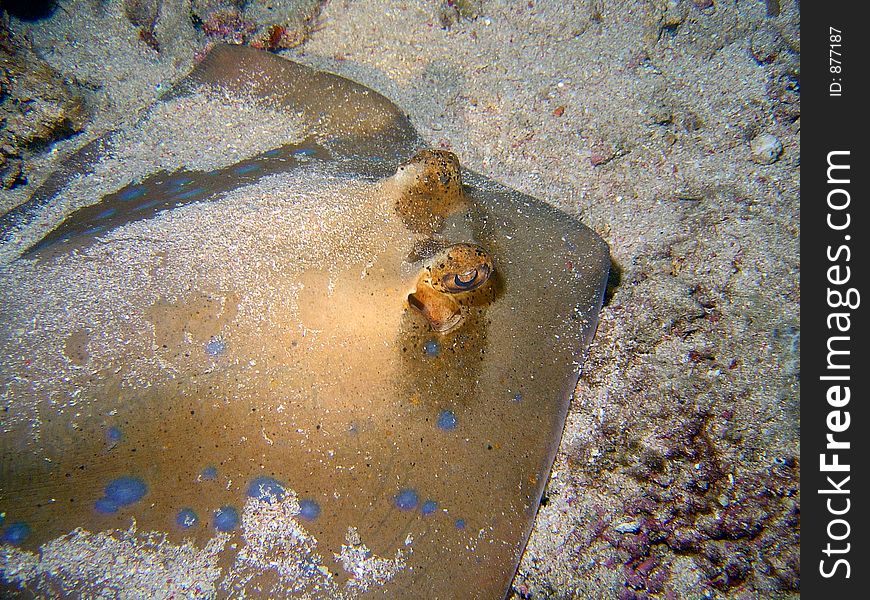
[662, 0, 688, 28]
[614, 521, 642, 533]
[750, 133, 783, 164]
[750, 27, 782, 64]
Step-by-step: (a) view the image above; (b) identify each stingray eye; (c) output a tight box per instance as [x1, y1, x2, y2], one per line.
[441, 263, 491, 293]
[428, 243, 494, 294]
[456, 269, 478, 287]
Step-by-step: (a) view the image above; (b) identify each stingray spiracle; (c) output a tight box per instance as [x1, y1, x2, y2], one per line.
[408, 243, 494, 333]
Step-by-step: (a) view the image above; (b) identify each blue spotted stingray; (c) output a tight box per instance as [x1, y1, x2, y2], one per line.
[0, 45, 609, 599]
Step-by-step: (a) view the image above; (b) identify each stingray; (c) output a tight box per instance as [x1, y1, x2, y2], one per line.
[0, 45, 609, 599]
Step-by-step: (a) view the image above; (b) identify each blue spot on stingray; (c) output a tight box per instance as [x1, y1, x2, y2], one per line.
[200, 466, 218, 481]
[0, 512, 4, 526]
[95, 207, 117, 220]
[423, 340, 440, 357]
[176, 508, 198, 529]
[132, 198, 161, 213]
[421, 500, 438, 515]
[205, 337, 226, 356]
[174, 187, 206, 200]
[299, 499, 321, 521]
[2, 522, 30, 545]
[169, 175, 194, 188]
[106, 426, 123, 444]
[394, 489, 419, 511]
[82, 225, 106, 236]
[437, 410, 457, 431]
[94, 497, 119, 514]
[118, 185, 146, 201]
[235, 163, 261, 175]
[104, 476, 147, 506]
[512, 392, 523, 403]
[247, 476, 286, 504]
[264, 148, 282, 157]
[213, 506, 239, 532]
[292, 147, 316, 158]
[455, 518, 466, 530]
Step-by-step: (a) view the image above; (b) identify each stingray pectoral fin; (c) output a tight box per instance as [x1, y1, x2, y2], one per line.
[408, 284, 462, 333]
[174, 44, 420, 154]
